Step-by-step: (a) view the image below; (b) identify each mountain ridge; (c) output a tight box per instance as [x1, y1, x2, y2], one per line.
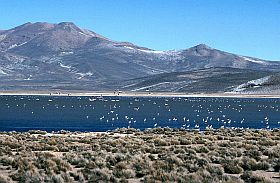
[1, 22, 278, 61]
[0, 22, 279, 93]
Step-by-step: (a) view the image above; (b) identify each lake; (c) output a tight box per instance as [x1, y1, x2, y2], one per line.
[0, 95, 279, 132]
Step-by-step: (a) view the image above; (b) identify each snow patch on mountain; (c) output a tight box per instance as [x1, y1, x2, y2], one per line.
[24, 75, 33, 81]
[233, 76, 271, 92]
[7, 42, 28, 50]
[240, 56, 267, 65]
[123, 46, 183, 62]
[124, 46, 134, 50]
[8, 44, 18, 50]
[139, 49, 165, 54]
[59, 63, 72, 69]
[131, 82, 171, 91]
[124, 46, 165, 54]
[0, 69, 8, 75]
[77, 29, 100, 38]
[76, 72, 93, 79]
[59, 51, 74, 56]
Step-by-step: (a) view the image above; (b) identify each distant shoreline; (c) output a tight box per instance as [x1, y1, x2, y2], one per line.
[0, 90, 280, 98]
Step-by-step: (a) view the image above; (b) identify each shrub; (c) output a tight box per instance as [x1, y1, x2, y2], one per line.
[264, 146, 280, 158]
[149, 169, 175, 182]
[51, 174, 67, 183]
[166, 155, 183, 167]
[240, 171, 253, 182]
[154, 138, 169, 146]
[196, 158, 209, 167]
[194, 146, 209, 153]
[206, 165, 224, 176]
[179, 138, 191, 145]
[28, 130, 47, 135]
[133, 158, 151, 178]
[65, 154, 87, 168]
[52, 158, 71, 173]
[241, 171, 269, 183]
[223, 163, 243, 174]
[69, 172, 85, 182]
[84, 168, 114, 182]
[0, 175, 10, 183]
[241, 158, 258, 171]
[186, 163, 199, 173]
[170, 139, 180, 145]
[273, 159, 280, 172]
[12, 157, 36, 172]
[185, 148, 196, 155]
[113, 169, 134, 179]
[246, 149, 262, 161]
[194, 137, 206, 144]
[115, 161, 127, 170]
[256, 161, 270, 170]
[258, 138, 276, 146]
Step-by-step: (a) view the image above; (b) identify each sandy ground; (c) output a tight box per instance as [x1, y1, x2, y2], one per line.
[0, 90, 280, 98]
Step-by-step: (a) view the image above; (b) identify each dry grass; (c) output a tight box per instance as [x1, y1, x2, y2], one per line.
[0, 128, 279, 182]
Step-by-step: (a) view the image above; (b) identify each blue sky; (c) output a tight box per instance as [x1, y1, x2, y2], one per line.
[0, 0, 279, 60]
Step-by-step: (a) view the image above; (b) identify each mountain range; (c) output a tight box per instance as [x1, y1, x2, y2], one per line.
[0, 22, 279, 93]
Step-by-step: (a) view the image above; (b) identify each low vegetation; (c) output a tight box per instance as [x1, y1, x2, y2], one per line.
[0, 128, 279, 182]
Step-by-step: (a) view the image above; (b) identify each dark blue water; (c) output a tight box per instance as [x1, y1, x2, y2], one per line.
[0, 95, 279, 132]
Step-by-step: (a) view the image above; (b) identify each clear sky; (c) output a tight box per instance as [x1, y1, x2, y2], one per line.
[0, 0, 279, 60]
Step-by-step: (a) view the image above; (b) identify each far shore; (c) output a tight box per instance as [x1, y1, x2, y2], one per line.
[0, 90, 279, 98]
